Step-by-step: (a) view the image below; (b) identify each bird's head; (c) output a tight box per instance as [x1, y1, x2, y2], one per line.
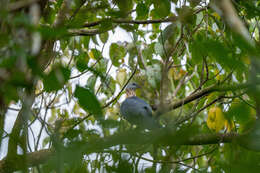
[125, 82, 140, 97]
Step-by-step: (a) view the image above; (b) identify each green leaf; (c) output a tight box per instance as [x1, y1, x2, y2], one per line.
[2, 85, 19, 104]
[190, 32, 238, 67]
[106, 9, 124, 18]
[99, 119, 121, 128]
[75, 52, 90, 72]
[39, 25, 67, 39]
[100, 75, 116, 97]
[153, 0, 171, 18]
[113, 0, 133, 13]
[90, 48, 102, 60]
[96, 58, 108, 73]
[99, 32, 109, 43]
[136, 2, 149, 20]
[196, 11, 204, 25]
[142, 47, 153, 62]
[241, 1, 260, 19]
[109, 43, 126, 67]
[91, 35, 99, 45]
[158, 23, 179, 58]
[190, 32, 207, 62]
[86, 75, 97, 92]
[74, 86, 102, 117]
[82, 36, 90, 49]
[177, 6, 195, 24]
[43, 65, 71, 92]
[0, 56, 15, 68]
[154, 42, 164, 57]
[239, 119, 260, 152]
[146, 63, 161, 89]
[9, 71, 29, 88]
[99, 19, 113, 32]
[205, 39, 235, 68]
[158, 24, 177, 45]
[227, 102, 253, 124]
[119, 24, 137, 32]
[190, 0, 201, 7]
[42, 137, 50, 148]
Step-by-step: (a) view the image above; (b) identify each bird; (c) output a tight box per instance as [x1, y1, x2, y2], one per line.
[120, 82, 160, 130]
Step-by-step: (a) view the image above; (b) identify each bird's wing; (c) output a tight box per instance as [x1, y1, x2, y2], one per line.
[120, 96, 159, 129]
[120, 98, 142, 125]
[120, 97, 150, 118]
[120, 98, 140, 118]
[131, 97, 153, 117]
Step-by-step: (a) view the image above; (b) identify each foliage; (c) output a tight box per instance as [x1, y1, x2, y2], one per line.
[0, 0, 260, 172]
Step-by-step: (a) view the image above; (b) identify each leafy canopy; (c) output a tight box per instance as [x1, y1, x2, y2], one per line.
[0, 0, 260, 173]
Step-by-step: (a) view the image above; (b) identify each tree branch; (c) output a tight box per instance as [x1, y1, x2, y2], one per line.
[68, 28, 103, 36]
[0, 149, 53, 173]
[0, 127, 241, 172]
[164, 82, 255, 114]
[83, 16, 177, 27]
[82, 7, 207, 28]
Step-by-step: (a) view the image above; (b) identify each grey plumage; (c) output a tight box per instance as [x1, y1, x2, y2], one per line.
[120, 83, 159, 129]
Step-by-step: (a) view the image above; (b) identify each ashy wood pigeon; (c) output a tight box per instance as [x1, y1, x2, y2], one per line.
[120, 82, 160, 129]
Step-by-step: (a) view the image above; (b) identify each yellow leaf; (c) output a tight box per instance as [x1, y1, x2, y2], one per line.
[207, 107, 226, 132]
[206, 93, 217, 105]
[179, 69, 187, 76]
[88, 116, 95, 124]
[216, 29, 221, 33]
[250, 107, 256, 118]
[168, 68, 187, 80]
[116, 68, 127, 87]
[242, 56, 251, 65]
[135, 88, 142, 97]
[106, 106, 119, 120]
[225, 120, 235, 132]
[208, 26, 215, 35]
[35, 81, 43, 95]
[168, 68, 175, 79]
[79, 113, 85, 117]
[214, 69, 223, 81]
[73, 103, 80, 115]
[88, 51, 95, 59]
[212, 12, 221, 20]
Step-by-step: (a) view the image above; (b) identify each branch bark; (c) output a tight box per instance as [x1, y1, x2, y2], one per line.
[162, 82, 254, 115]
[0, 149, 53, 173]
[83, 16, 177, 27]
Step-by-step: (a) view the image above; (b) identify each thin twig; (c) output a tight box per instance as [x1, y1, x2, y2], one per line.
[68, 0, 87, 21]
[172, 72, 189, 98]
[102, 64, 138, 108]
[69, 60, 100, 79]
[176, 95, 225, 125]
[82, 7, 208, 28]
[238, 96, 256, 109]
[7, 107, 21, 111]
[83, 16, 177, 27]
